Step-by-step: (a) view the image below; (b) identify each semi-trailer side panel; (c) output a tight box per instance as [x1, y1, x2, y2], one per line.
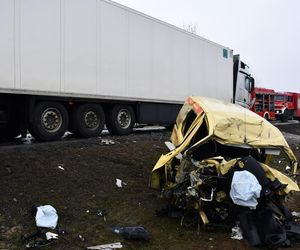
[0, 0, 251, 141]
[0, 0, 233, 103]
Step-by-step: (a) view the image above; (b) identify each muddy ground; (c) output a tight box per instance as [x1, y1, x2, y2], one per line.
[0, 123, 300, 250]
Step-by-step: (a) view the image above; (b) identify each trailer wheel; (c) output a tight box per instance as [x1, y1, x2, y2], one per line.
[70, 103, 105, 138]
[29, 102, 68, 141]
[106, 105, 135, 135]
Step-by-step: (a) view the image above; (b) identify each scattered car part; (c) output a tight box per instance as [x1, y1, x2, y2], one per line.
[23, 230, 57, 249]
[87, 242, 123, 250]
[112, 226, 149, 241]
[45, 232, 58, 241]
[231, 225, 243, 240]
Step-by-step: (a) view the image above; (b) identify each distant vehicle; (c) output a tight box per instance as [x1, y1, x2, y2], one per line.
[275, 92, 300, 121]
[251, 87, 275, 120]
[0, 0, 254, 141]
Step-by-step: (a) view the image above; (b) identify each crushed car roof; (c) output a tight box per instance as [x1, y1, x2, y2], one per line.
[188, 96, 291, 148]
[153, 96, 298, 174]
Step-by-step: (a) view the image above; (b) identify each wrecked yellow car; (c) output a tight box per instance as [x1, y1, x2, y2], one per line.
[151, 96, 299, 248]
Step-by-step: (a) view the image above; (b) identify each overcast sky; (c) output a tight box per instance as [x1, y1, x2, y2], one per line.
[113, 0, 300, 93]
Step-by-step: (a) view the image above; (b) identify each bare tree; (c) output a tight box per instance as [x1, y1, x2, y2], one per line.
[182, 23, 198, 34]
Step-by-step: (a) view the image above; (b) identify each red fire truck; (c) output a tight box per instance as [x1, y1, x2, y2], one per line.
[275, 92, 300, 121]
[251, 87, 276, 120]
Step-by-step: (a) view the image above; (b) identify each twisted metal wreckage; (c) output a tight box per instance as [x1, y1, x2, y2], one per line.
[151, 96, 300, 248]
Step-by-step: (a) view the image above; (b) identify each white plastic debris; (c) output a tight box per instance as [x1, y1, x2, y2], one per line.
[58, 166, 65, 170]
[35, 205, 58, 229]
[45, 232, 59, 240]
[79, 234, 85, 241]
[116, 179, 122, 188]
[286, 166, 291, 171]
[87, 242, 123, 249]
[116, 179, 127, 188]
[100, 139, 115, 145]
[292, 211, 300, 217]
[231, 225, 243, 240]
[230, 171, 262, 209]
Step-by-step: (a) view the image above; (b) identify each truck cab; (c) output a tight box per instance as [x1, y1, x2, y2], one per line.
[251, 87, 276, 120]
[233, 55, 255, 108]
[275, 92, 299, 121]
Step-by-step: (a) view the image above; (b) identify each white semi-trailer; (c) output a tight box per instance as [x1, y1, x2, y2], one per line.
[0, 0, 254, 141]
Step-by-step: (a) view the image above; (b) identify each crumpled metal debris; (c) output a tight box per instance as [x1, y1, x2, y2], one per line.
[150, 97, 300, 249]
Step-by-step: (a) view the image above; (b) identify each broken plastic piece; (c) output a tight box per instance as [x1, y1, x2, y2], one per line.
[116, 179, 127, 188]
[231, 225, 243, 240]
[100, 139, 115, 145]
[58, 166, 65, 170]
[230, 171, 261, 209]
[45, 232, 58, 240]
[87, 242, 123, 249]
[292, 211, 300, 218]
[112, 226, 149, 241]
[116, 179, 122, 188]
[35, 205, 58, 229]
[79, 234, 85, 241]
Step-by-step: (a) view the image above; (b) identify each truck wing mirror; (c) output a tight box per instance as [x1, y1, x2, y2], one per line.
[251, 77, 255, 92]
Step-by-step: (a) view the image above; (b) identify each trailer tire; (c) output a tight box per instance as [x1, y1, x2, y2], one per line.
[106, 105, 135, 135]
[70, 103, 105, 138]
[29, 102, 68, 141]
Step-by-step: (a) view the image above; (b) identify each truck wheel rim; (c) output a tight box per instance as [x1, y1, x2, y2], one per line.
[41, 108, 62, 132]
[84, 111, 99, 129]
[117, 109, 131, 129]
